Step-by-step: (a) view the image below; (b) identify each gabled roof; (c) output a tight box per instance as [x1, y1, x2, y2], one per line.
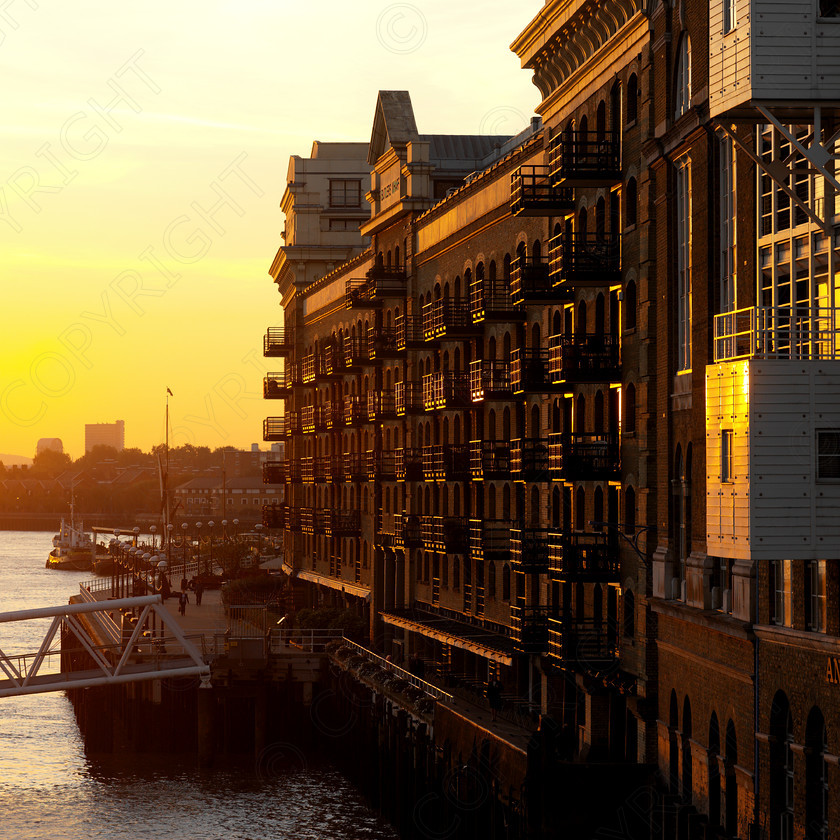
[368, 91, 419, 164]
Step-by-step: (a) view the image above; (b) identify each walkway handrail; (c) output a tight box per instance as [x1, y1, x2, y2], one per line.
[339, 638, 454, 703]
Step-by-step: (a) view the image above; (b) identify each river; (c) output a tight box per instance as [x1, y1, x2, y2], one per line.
[0, 531, 399, 840]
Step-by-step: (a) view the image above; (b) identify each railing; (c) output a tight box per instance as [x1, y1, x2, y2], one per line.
[548, 432, 620, 480]
[510, 438, 550, 481]
[395, 512, 422, 547]
[338, 638, 453, 702]
[263, 372, 291, 399]
[548, 333, 621, 383]
[470, 359, 511, 400]
[395, 380, 423, 415]
[395, 314, 426, 349]
[367, 450, 396, 481]
[510, 348, 553, 392]
[470, 440, 511, 480]
[549, 232, 621, 286]
[510, 255, 554, 305]
[368, 327, 402, 359]
[422, 516, 468, 553]
[263, 327, 292, 356]
[269, 629, 346, 653]
[366, 262, 407, 283]
[510, 165, 575, 215]
[301, 353, 316, 383]
[262, 503, 284, 529]
[511, 528, 550, 573]
[343, 336, 368, 367]
[548, 615, 618, 665]
[549, 129, 622, 185]
[510, 605, 550, 653]
[469, 276, 523, 322]
[421, 444, 470, 481]
[346, 278, 376, 308]
[422, 371, 470, 410]
[344, 395, 367, 425]
[263, 417, 285, 441]
[549, 531, 620, 581]
[328, 510, 361, 537]
[469, 519, 513, 560]
[395, 448, 423, 482]
[367, 390, 396, 421]
[713, 305, 840, 362]
[425, 299, 477, 338]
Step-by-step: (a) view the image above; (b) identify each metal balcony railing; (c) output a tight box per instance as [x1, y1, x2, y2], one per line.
[422, 371, 470, 410]
[510, 605, 549, 654]
[422, 516, 468, 554]
[263, 327, 293, 357]
[328, 510, 361, 537]
[344, 395, 367, 426]
[261, 503, 284, 529]
[367, 449, 397, 482]
[263, 372, 291, 399]
[511, 255, 562, 306]
[548, 333, 621, 383]
[395, 512, 422, 548]
[549, 232, 621, 288]
[510, 165, 575, 216]
[549, 130, 622, 187]
[549, 531, 620, 582]
[469, 440, 511, 480]
[395, 448, 423, 482]
[395, 314, 427, 350]
[368, 326, 403, 360]
[263, 417, 285, 441]
[367, 390, 396, 421]
[343, 336, 368, 368]
[421, 444, 470, 482]
[323, 344, 346, 378]
[301, 507, 316, 534]
[395, 380, 423, 415]
[469, 276, 524, 323]
[548, 432, 620, 480]
[424, 299, 479, 339]
[470, 359, 512, 401]
[713, 305, 840, 362]
[324, 401, 343, 430]
[510, 438, 551, 482]
[262, 460, 286, 485]
[548, 615, 618, 666]
[367, 262, 407, 284]
[301, 353, 316, 384]
[511, 528, 550, 573]
[469, 519, 513, 560]
[510, 349, 556, 393]
[346, 278, 378, 309]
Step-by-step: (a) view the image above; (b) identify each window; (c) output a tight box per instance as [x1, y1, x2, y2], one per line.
[720, 134, 737, 313]
[676, 157, 693, 371]
[723, 0, 736, 33]
[623, 589, 635, 638]
[770, 559, 791, 626]
[721, 429, 734, 482]
[329, 179, 361, 208]
[819, 0, 840, 17]
[675, 36, 692, 119]
[807, 559, 826, 632]
[329, 219, 357, 231]
[816, 430, 840, 480]
[627, 74, 638, 124]
[626, 177, 638, 227]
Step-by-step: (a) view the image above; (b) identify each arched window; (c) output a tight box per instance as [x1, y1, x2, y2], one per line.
[626, 178, 638, 227]
[669, 690, 680, 794]
[502, 564, 511, 600]
[625, 486, 636, 534]
[623, 588, 635, 638]
[625, 279, 637, 330]
[627, 73, 638, 124]
[709, 714, 721, 829]
[725, 720, 738, 835]
[675, 36, 692, 119]
[682, 697, 693, 804]
[770, 692, 795, 840]
[626, 383, 637, 433]
[805, 707, 828, 840]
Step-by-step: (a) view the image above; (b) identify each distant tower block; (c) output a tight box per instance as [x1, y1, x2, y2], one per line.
[36, 438, 64, 455]
[85, 420, 125, 452]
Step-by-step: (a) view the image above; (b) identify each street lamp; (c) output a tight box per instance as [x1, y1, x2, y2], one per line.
[222, 519, 228, 540]
[133, 526, 140, 547]
[167, 523, 174, 569]
[207, 520, 215, 576]
[150, 525, 157, 550]
[181, 522, 189, 586]
[232, 519, 240, 541]
[255, 523, 264, 558]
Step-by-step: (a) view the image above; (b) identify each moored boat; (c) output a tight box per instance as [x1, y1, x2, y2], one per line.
[46, 517, 97, 571]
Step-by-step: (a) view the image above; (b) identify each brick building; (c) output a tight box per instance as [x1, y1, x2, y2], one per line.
[261, 2, 840, 837]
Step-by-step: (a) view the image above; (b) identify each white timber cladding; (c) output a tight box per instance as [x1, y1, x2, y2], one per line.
[709, 0, 840, 118]
[706, 359, 840, 561]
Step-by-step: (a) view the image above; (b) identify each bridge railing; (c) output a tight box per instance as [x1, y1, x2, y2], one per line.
[269, 628, 345, 653]
[338, 638, 454, 703]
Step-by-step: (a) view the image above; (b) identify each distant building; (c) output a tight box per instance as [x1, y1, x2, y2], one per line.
[85, 421, 125, 453]
[172, 474, 282, 521]
[36, 438, 63, 455]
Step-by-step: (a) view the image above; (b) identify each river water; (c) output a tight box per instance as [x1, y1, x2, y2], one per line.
[0, 531, 398, 840]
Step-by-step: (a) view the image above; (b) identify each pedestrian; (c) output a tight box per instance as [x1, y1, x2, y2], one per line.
[487, 675, 503, 723]
[178, 591, 188, 616]
[195, 579, 204, 606]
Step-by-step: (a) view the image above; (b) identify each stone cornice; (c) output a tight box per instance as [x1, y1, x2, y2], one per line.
[513, 0, 647, 107]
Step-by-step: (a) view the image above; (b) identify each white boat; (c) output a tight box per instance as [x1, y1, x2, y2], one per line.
[46, 493, 108, 571]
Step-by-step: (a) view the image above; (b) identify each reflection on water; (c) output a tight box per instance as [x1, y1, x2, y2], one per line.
[0, 532, 398, 840]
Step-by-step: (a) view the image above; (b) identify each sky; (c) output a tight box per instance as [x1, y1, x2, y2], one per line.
[0, 0, 542, 461]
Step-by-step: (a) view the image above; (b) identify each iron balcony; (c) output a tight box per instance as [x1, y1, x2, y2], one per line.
[549, 231, 622, 289]
[368, 327, 404, 361]
[367, 390, 397, 421]
[345, 278, 380, 309]
[263, 372, 291, 399]
[548, 432, 620, 481]
[327, 510, 361, 537]
[469, 519, 513, 561]
[421, 444, 470, 482]
[548, 531, 620, 582]
[395, 448, 423, 482]
[510, 349, 561, 393]
[421, 515, 468, 554]
[301, 405, 327, 433]
[549, 130, 622, 187]
[261, 503, 285, 530]
[395, 381, 424, 415]
[470, 440, 511, 480]
[262, 460, 286, 485]
[423, 298, 481, 340]
[469, 276, 525, 323]
[548, 615, 618, 668]
[470, 359, 512, 401]
[343, 336, 368, 370]
[510, 605, 549, 654]
[511, 528, 550, 573]
[548, 333, 621, 384]
[422, 371, 470, 411]
[394, 512, 422, 548]
[367, 450, 397, 482]
[263, 327, 293, 357]
[510, 165, 575, 216]
[395, 314, 429, 351]
[344, 395, 368, 426]
[511, 254, 572, 306]
[510, 438, 551, 482]
[263, 417, 285, 441]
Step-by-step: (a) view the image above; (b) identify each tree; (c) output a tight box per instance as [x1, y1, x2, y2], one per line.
[31, 449, 72, 478]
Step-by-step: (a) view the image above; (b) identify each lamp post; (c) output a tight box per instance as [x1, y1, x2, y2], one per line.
[181, 522, 189, 585]
[112, 529, 121, 596]
[150, 525, 157, 551]
[195, 522, 203, 578]
[133, 526, 140, 547]
[167, 523, 174, 570]
[255, 523, 263, 558]
[232, 519, 240, 541]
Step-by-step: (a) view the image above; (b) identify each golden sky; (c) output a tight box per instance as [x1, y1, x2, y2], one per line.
[0, 0, 540, 460]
